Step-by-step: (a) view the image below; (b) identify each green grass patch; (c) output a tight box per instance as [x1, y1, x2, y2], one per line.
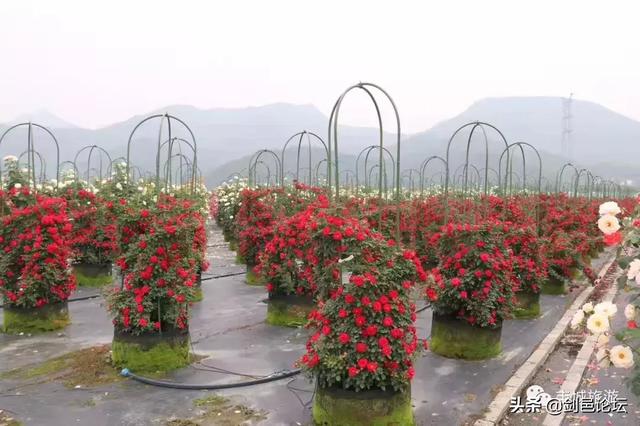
[0, 345, 123, 388]
[165, 393, 267, 425]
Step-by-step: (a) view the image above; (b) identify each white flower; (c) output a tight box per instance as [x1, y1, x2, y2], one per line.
[609, 345, 634, 368]
[116, 182, 123, 191]
[570, 310, 585, 329]
[596, 347, 610, 368]
[596, 333, 609, 349]
[586, 313, 610, 334]
[597, 214, 620, 235]
[599, 201, 621, 216]
[594, 301, 617, 318]
[338, 255, 355, 264]
[624, 304, 637, 321]
[582, 302, 594, 314]
[627, 259, 640, 280]
[2, 155, 18, 163]
[13, 183, 22, 189]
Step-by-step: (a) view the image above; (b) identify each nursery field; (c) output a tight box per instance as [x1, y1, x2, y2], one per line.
[2, 84, 640, 426]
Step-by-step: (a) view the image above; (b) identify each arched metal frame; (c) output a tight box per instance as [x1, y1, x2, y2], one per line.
[327, 82, 401, 241]
[18, 149, 47, 183]
[354, 145, 396, 194]
[574, 168, 593, 198]
[126, 113, 198, 194]
[401, 168, 420, 194]
[280, 131, 329, 187]
[419, 155, 447, 196]
[74, 145, 113, 183]
[314, 159, 328, 185]
[162, 153, 194, 188]
[59, 160, 79, 181]
[158, 137, 197, 190]
[248, 149, 282, 187]
[443, 122, 510, 223]
[555, 162, 579, 195]
[0, 122, 61, 189]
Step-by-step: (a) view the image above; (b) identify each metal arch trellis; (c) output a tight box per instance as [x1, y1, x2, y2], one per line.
[73, 145, 113, 183]
[248, 149, 282, 187]
[18, 149, 47, 183]
[574, 168, 593, 198]
[314, 159, 328, 185]
[162, 153, 194, 188]
[419, 155, 447, 197]
[363, 145, 396, 192]
[158, 137, 197, 191]
[327, 82, 402, 241]
[400, 168, 420, 194]
[59, 160, 79, 181]
[0, 122, 61, 190]
[125, 113, 198, 194]
[280, 131, 329, 187]
[478, 167, 500, 189]
[366, 164, 389, 198]
[452, 164, 482, 192]
[555, 162, 579, 195]
[443, 121, 510, 224]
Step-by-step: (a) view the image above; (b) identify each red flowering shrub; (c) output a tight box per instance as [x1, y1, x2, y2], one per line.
[298, 203, 426, 392]
[503, 225, 547, 294]
[60, 186, 117, 265]
[106, 194, 206, 334]
[427, 221, 516, 327]
[0, 191, 76, 307]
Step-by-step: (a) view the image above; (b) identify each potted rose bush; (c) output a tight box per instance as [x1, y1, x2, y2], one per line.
[298, 203, 426, 426]
[0, 181, 76, 333]
[106, 193, 205, 373]
[426, 221, 516, 359]
[61, 184, 117, 287]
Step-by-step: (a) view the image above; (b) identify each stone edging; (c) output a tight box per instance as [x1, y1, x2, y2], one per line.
[541, 261, 622, 426]
[475, 252, 618, 426]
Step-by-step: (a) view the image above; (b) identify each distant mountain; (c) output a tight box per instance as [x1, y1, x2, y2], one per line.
[2, 98, 639, 188]
[6, 109, 79, 129]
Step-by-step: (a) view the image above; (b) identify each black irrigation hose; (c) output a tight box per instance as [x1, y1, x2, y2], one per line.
[200, 271, 246, 281]
[0, 293, 102, 310]
[120, 367, 301, 390]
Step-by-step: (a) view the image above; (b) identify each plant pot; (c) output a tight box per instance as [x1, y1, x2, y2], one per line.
[513, 291, 541, 319]
[111, 327, 191, 374]
[235, 251, 246, 265]
[3, 302, 70, 334]
[246, 264, 263, 286]
[430, 313, 502, 360]
[193, 268, 203, 302]
[229, 240, 238, 252]
[266, 293, 314, 327]
[569, 267, 581, 280]
[541, 275, 566, 295]
[313, 385, 414, 426]
[72, 262, 113, 287]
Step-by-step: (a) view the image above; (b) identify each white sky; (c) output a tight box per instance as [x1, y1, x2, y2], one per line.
[0, 0, 639, 133]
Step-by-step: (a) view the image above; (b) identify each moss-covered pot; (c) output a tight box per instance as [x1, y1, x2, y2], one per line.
[313, 385, 414, 426]
[235, 251, 246, 265]
[513, 290, 541, 319]
[111, 327, 190, 374]
[246, 264, 263, 286]
[3, 302, 70, 334]
[542, 275, 566, 295]
[430, 313, 502, 360]
[266, 293, 314, 327]
[72, 262, 113, 287]
[229, 239, 238, 252]
[192, 267, 203, 302]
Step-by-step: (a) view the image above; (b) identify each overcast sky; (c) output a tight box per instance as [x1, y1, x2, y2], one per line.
[1, 0, 638, 133]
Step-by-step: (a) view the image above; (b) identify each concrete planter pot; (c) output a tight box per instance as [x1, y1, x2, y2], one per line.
[430, 313, 502, 360]
[312, 385, 413, 426]
[542, 275, 567, 295]
[72, 262, 113, 287]
[246, 263, 263, 286]
[513, 290, 541, 319]
[266, 293, 314, 327]
[111, 327, 190, 374]
[3, 302, 70, 334]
